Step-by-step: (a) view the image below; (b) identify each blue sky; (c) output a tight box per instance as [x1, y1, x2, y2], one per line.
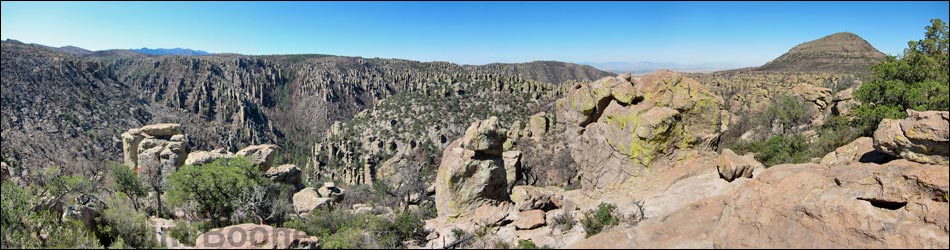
[1, 1, 947, 67]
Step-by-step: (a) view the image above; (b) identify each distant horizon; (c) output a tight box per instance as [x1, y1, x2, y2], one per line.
[3, 1, 947, 67]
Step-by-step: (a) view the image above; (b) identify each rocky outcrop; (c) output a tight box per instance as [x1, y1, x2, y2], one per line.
[292, 188, 332, 214]
[525, 112, 551, 139]
[435, 117, 517, 218]
[122, 123, 187, 174]
[184, 149, 233, 166]
[717, 148, 761, 182]
[502, 151, 523, 192]
[292, 182, 345, 214]
[195, 223, 319, 249]
[235, 144, 279, 171]
[557, 70, 727, 190]
[830, 87, 861, 116]
[265, 164, 303, 188]
[793, 83, 832, 109]
[510, 186, 562, 212]
[873, 110, 949, 165]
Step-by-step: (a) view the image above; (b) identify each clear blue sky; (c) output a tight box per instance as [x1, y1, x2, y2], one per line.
[2, 1, 947, 67]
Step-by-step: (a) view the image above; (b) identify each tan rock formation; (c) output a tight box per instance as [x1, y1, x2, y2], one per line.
[873, 110, 949, 165]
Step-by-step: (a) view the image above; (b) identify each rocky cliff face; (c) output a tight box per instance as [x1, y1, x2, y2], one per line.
[0, 40, 612, 180]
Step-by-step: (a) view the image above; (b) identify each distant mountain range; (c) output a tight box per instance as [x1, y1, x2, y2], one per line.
[131, 47, 211, 56]
[580, 61, 749, 75]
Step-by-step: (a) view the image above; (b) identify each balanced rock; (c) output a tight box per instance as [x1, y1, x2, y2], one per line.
[873, 110, 949, 165]
[435, 117, 515, 218]
[460, 116, 507, 157]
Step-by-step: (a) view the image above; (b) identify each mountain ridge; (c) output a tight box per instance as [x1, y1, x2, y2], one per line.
[725, 32, 886, 73]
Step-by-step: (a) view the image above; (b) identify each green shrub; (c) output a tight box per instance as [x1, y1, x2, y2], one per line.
[166, 157, 264, 227]
[581, 203, 620, 237]
[760, 94, 814, 135]
[284, 207, 426, 249]
[2, 174, 102, 249]
[96, 195, 158, 248]
[107, 162, 146, 212]
[517, 239, 539, 249]
[549, 210, 576, 231]
[167, 220, 211, 246]
[321, 227, 369, 249]
[516, 239, 551, 249]
[728, 134, 810, 167]
[854, 18, 949, 136]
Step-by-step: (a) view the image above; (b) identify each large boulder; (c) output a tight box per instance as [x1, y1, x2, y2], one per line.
[435, 117, 515, 218]
[510, 186, 561, 212]
[138, 123, 183, 138]
[526, 112, 551, 139]
[265, 164, 303, 187]
[185, 150, 234, 166]
[514, 209, 547, 230]
[820, 137, 892, 165]
[236, 144, 279, 171]
[195, 223, 319, 249]
[873, 110, 949, 165]
[717, 148, 761, 182]
[292, 188, 332, 214]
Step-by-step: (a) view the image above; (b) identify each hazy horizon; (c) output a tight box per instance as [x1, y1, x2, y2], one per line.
[2, 1, 947, 68]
